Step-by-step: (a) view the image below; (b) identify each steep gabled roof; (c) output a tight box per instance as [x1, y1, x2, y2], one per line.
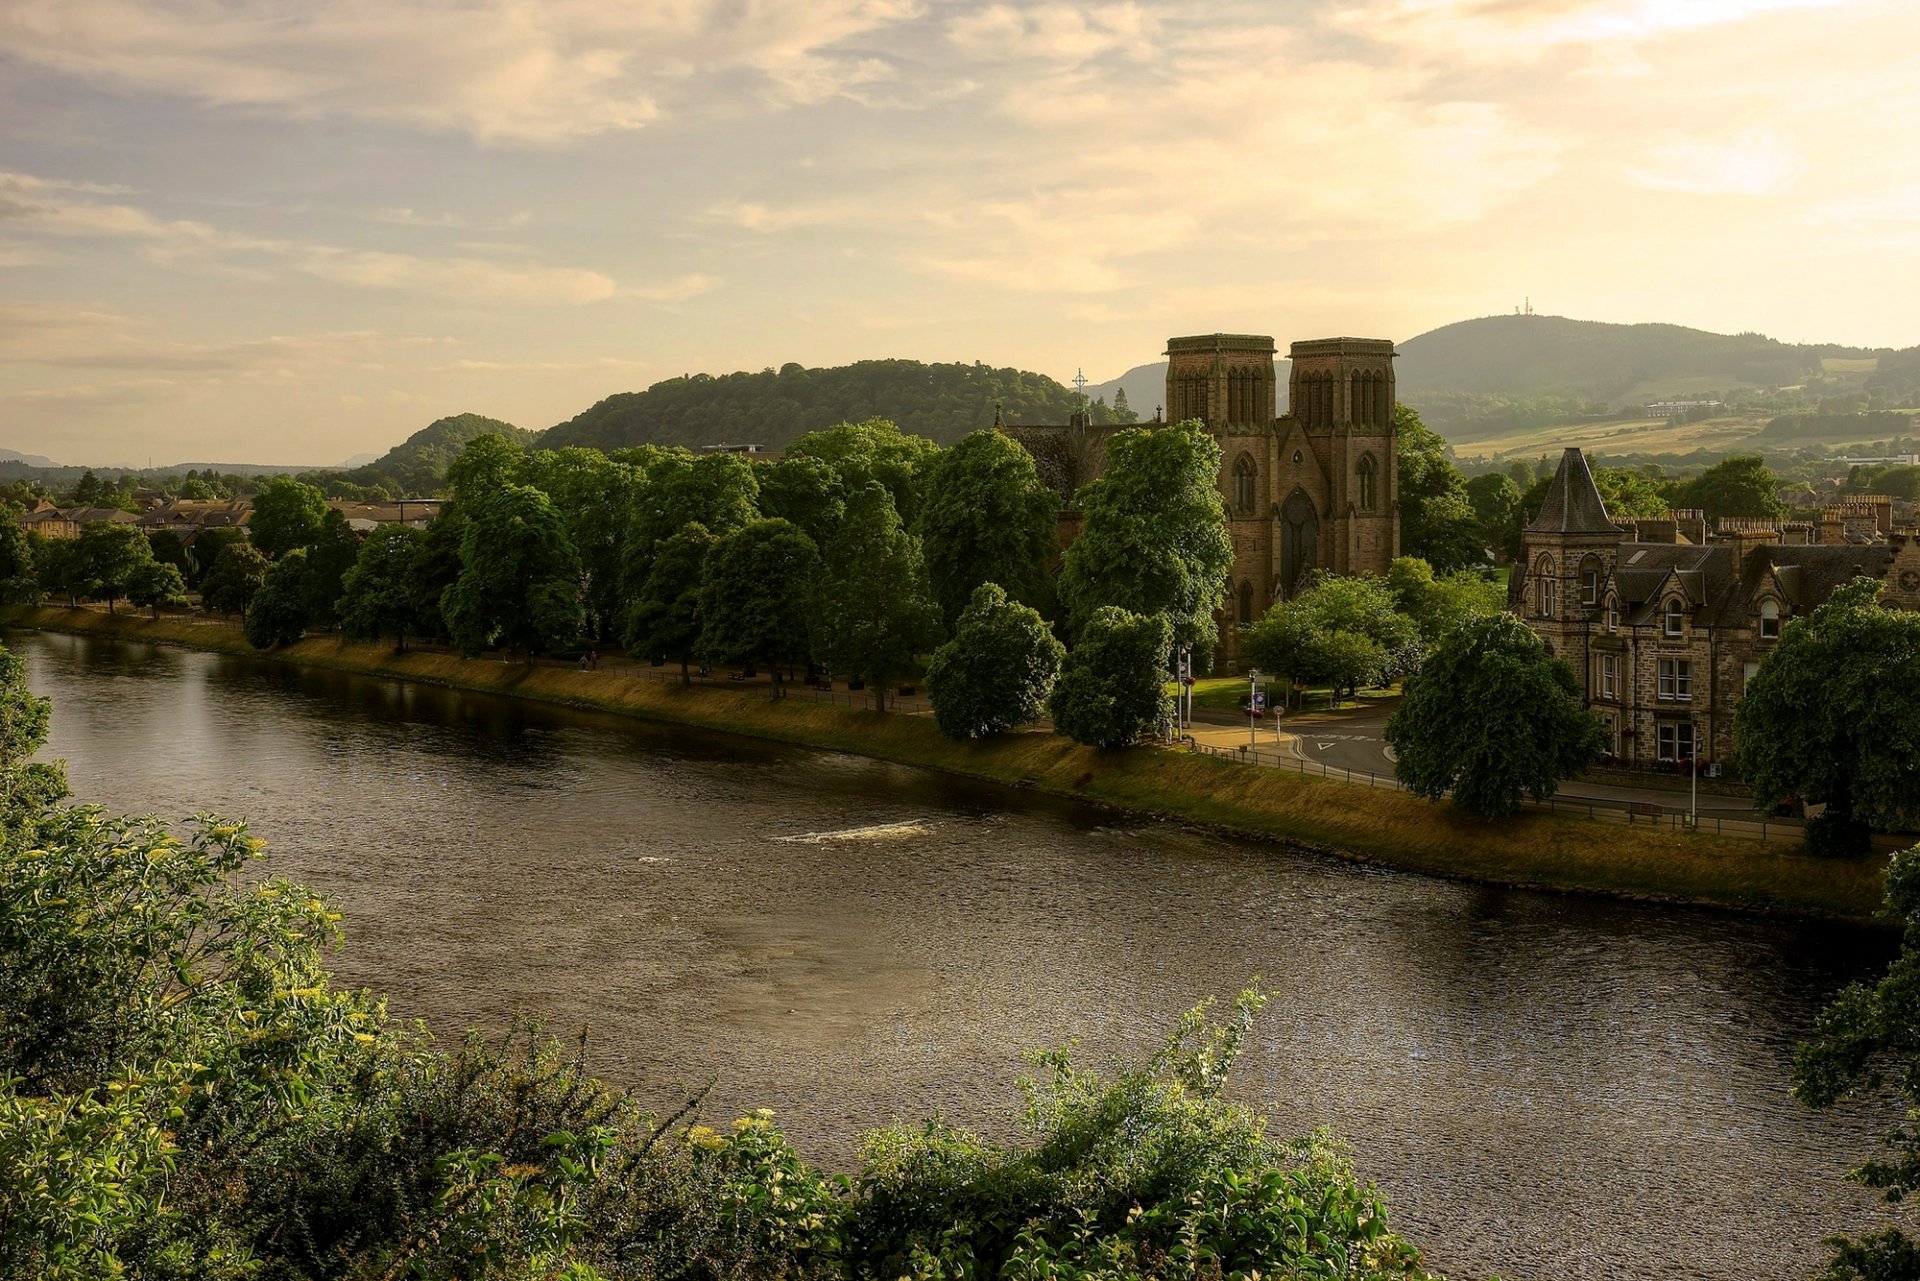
[1527, 447, 1616, 535]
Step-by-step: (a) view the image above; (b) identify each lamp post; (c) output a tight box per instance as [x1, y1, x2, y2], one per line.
[1247, 668, 1260, 750]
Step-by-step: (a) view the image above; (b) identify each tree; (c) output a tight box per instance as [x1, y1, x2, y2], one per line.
[301, 509, 361, 630]
[1792, 845, 1920, 1280]
[338, 524, 427, 651]
[926, 583, 1064, 739]
[1734, 578, 1920, 855]
[809, 484, 943, 710]
[622, 522, 716, 684]
[629, 451, 759, 557]
[445, 431, 527, 496]
[916, 429, 1061, 630]
[1058, 421, 1231, 666]
[248, 476, 329, 558]
[1385, 557, 1504, 645]
[243, 549, 310, 649]
[36, 537, 89, 606]
[0, 516, 38, 604]
[146, 530, 191, 581]
[1384, 613, 1607, 817]
[199, 542, 269, 617]
[1049, 606, 1172, 749]
[520, 447, 645, 642]
[1110, 386, 1138, 424]
[442, 485, 584, 661]
[72, 523, 156, 615]
[784, 418, 940, 528]
[125, 560, 187, 620]
[1676, 454, 1785, 521]
[187, 527, 246, 589]
[697, 519, 821, 696]
[1244, 573, 1421, 699]
[757, 453, 846, 548]
[1396, 406, 1482, 573]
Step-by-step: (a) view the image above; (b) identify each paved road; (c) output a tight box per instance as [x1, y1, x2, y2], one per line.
[1189, 696, 1770, 819]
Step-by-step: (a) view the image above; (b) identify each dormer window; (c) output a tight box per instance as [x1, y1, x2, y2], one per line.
[1759, 599, 1780, 640]
[1606, 594, 1619, 632]
[1663, 598, 1685, 637]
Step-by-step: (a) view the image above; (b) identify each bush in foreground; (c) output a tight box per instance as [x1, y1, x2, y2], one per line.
[0, 648, 1442, 1280]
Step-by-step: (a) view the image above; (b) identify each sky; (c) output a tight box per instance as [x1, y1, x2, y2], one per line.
[2, 0, 1917, 467]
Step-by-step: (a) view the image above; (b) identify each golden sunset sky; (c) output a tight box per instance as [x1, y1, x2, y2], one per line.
[2, 0, 1916, 465]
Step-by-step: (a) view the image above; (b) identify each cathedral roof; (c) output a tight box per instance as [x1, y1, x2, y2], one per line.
[1526, 447, 1617, 535]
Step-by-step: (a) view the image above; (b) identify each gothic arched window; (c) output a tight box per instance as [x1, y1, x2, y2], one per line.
[1238, 580, 1256, 624]
[1534, 554, 1557, 619]
[1356, 453, 1378, 512]
[1232, 455, 1257, 515]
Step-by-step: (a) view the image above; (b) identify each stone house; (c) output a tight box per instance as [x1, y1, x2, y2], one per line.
[1004, 331, 1401, 667]
[1514, 447, 1920, 769]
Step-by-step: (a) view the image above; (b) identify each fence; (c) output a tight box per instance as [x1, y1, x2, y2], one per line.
[1182, 740, 1803, 846]
[615, 659, 936, 714]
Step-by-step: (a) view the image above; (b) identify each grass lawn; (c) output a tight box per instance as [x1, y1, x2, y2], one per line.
[1179, 675, 1398, 713]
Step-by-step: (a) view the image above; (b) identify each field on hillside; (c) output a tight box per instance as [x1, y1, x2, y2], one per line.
[1450, 415, 1769, 462]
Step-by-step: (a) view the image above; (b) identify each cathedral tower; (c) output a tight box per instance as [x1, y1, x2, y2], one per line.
[1164, 334, 1277, 429]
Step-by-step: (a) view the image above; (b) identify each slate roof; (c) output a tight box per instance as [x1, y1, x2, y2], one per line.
[1526, 447, 1617, 535]
[1606, 541, 1893, 627]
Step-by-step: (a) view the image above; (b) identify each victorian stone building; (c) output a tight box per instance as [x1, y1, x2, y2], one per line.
[1514, 447, 1920, 769]
[1003, 332, 1401, 666]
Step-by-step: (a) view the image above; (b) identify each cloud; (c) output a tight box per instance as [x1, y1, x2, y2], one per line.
[0, 172, 618, 305]
[623, 273, 720, 303]
[1627, 129, 1805, 195]
[0, 301, 444, 374]
[0, 0, 926, 143]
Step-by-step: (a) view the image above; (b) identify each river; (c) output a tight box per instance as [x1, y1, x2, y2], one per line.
[15, 628, 1903, 1280]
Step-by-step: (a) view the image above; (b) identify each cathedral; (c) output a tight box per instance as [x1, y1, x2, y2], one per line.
[1002, 332, 1401, 667]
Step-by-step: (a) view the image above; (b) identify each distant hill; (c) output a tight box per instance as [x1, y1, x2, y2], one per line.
[543, 359, 1109, 452]
[335, 412, 533, 493]
[0, 447, 58, 468]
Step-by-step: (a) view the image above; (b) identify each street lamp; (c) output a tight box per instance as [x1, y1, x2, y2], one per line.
[1247, 668, 1260, 750]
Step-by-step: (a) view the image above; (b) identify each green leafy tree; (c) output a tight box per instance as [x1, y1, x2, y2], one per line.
[1058, 421, 1231, 666]
[1734, 578, 1920, 855]
[1396, 406, 1482, 574]
[338, 524, 427, 651]
[917, 429, 1061, 629]
[785, 418, 940, 528]
[696, 519, 821, 696]
[1049, 606, 1172, 749]
[1245, 573, 1421, 699]
[125, 560, 187, 620]
[146, 529, 190, 579]
[199, 542, 268, 617]
[622, 522, 716, 684]
[629, 451, 759, 556]
[244, 549, 310, 648]
[36, 538, 90, 606]
[248, 476, 329, 558]
[1110, 385, 1138, 423]
[810, 484, 943, 710]
[442, 485, 585, 661]
[406, 506, 464, 640]
[0, 516, 38, 604]
[1385, 612, 1607, 817]
[926, 583, 1064, 739]
[73, 523, 158, 615]
[445, 430, 528, 496]
[1792, 846, 1920, 1280]
[757, 453, 846, 548]
[301, 509, 361, 630]
[1385, 557, 1504, 645]
[1676, 454, 1785, 521]
[1464, 472, 1525, 563]
[520, 446, 645, 642]
[186, 526, 246, 589]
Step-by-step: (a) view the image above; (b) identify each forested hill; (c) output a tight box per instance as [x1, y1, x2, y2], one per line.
[1394, 314, 1878, 400]
[542, 359, 1116, 452]
[336, 412, 534, 493]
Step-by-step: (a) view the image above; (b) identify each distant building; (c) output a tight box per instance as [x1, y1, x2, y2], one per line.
[1643, 400, 1722, 418]
[1514, 447, 1920, 769]
[1002, 332, 1401, 668]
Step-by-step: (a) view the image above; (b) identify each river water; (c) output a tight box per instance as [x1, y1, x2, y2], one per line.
[15, 629, 1904, 1280]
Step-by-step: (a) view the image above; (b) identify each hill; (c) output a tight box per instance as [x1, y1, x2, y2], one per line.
[335, 412, 533, 493]
[542, 359, 1116, 452]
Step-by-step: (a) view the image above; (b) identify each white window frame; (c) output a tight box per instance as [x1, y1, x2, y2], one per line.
[1658, 658, 1692, 702]
[1606, 595, 1619, 632]
[1663, 598, 1685, 637]
[1600, 653, 1619, 700]
[1657, 721, 1696, 762]
[1759, 599, 1780, 640]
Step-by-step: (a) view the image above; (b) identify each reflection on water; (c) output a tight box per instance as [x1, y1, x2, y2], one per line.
[15, 628, 1901, 1281]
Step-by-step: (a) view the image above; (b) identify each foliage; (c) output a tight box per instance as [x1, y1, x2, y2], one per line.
[1794, 846, 1920, 1280]
[1464, 471, 1525, 562]
[628, 451, 759, 564]
[146, 529, 191, 579]
[301, 508, 361, 629]
[249, 476, 330, 558]
[809, 484, 943, 710]
[0, 514, 38, 604]
[443, 484, 585, 660]
[1385, 613, 1607, 817]
[1385, 557, 1505, 645]
[696, 519, 821, 689]
[245, 548, 312, 648]
[200, 542, 269, 617]
[338, 524, 427, 651]
[621, 522, 716, 682]
[784, 418, 940, 529]
[69, 523, 163, 615]
[186, 527, 247, 589]
[1049, 606, 1172, 749]
[916, 429, 1060, 629]
[544, 359, 1090, 454]
[521, 447, 645, 642]
[1675, 454, 1786, 520]
[1396, 406, 1484, 574]
[1245, 573, 1422, 695]
[756, 454, 846, 548]
[331, 412, 534, 495]
[1734, 578, 1920, 848]
[126, 559, 188, 620]
[1058, 421, 1231, 664]
[925, 583, 1063, 739]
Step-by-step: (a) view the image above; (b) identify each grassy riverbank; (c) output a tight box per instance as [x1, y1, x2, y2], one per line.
[4, 604, 1890, 921]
